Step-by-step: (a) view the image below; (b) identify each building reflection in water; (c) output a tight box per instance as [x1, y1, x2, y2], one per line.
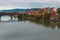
[0, 15, 60, 29]
[50, 22, 56, 29]
[16, 16, 60, 29]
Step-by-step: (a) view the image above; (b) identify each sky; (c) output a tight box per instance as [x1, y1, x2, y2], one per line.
[0, 0, 60, 10]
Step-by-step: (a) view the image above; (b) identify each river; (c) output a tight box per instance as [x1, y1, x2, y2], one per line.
[0, 15, 60, 40]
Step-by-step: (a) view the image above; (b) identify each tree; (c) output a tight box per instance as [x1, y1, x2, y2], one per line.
[44, 13, 50, 20]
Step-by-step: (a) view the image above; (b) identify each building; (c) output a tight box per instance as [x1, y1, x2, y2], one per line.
[50, 8, 57, 20]
[28, 10, 35, 16]
[28, 9, 42, 17]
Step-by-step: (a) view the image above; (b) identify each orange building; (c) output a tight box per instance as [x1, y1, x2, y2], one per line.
[28, 9, 42, 16]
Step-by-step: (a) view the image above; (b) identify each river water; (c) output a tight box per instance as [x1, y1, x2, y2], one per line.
[0, 15, 60, 40]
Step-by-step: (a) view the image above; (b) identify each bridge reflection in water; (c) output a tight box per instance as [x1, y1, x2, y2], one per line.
[0, 15, 18, 22]
[0, 12, 23, 22]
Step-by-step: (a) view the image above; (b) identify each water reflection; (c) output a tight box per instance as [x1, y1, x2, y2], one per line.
[0, 15, 60, 29]
[0, 15, 18, 22]
[0, 15, 60, 40]
[17, 16, 60, 29]
[1, 16, 11, 21]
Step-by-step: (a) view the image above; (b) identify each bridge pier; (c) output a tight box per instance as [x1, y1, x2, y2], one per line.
[11, 15, 13, 21]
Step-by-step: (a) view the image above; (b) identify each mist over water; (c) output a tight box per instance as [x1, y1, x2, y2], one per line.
[0, 15, 60, 40]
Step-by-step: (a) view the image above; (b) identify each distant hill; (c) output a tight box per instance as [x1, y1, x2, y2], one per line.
[0, 8, 40, 13]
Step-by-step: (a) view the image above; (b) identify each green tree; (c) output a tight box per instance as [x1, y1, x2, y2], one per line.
[44, 13, 50, 20]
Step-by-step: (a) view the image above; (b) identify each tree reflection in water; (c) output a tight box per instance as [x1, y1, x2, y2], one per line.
[1, 15, 60, 29]
[16, 16, 60, 29]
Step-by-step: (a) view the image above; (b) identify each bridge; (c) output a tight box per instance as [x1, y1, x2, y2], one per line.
[0, 12, 24, 22]
[0, 12, 17, 16]
[0, 12, 25, 16]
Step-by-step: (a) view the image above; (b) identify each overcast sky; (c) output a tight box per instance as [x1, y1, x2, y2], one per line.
[0, 0, 60, 10]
